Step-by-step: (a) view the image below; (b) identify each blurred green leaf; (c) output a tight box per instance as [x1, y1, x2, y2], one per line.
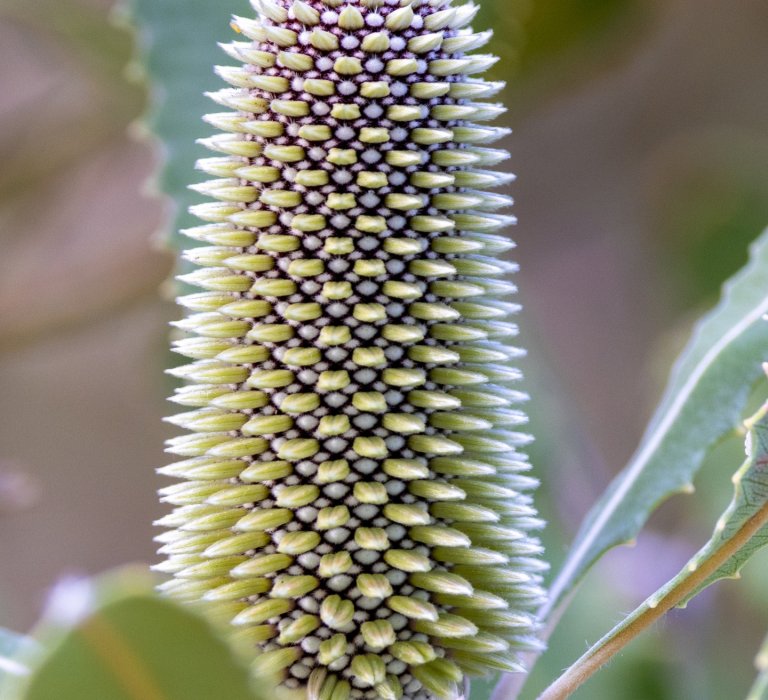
[15, 569, 259, 700]
[477, 0, 647, 98]
[519, 0, 641, 64]
[652, 147, 768, 307]
[123, 0, 250, 252]
[747, 632, 768, 700]
[545, 227, 768, 616]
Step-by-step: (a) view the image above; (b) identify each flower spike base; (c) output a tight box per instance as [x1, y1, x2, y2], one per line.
[156, 0, 547, 698]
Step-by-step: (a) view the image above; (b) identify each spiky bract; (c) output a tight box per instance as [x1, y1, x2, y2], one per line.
[156, 0, 546, 697]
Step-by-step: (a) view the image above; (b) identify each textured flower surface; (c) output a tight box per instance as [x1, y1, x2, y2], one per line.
[155, 0, 547, 698]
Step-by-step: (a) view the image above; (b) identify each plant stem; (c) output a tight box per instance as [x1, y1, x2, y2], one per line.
[536, 498, 768, 700]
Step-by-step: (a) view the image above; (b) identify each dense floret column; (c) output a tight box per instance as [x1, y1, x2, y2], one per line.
[155, 0, 547, 698]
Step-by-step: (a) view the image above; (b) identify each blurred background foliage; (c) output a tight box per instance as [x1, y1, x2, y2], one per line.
[1, 0, 768, 698]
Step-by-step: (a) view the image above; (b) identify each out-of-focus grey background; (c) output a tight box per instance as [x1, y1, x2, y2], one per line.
[2, 0, 768, 697]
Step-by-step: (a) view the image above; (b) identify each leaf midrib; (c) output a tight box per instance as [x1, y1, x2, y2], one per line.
[78, 614, 168, 700]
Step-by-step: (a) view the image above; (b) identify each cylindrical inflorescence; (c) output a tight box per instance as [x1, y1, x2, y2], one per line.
[156, 0, 547, 698]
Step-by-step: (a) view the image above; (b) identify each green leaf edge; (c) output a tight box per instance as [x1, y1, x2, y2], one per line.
[117, 0, 250, 254]
[546, 226, 768, 616]
[674, 403, 768, 605]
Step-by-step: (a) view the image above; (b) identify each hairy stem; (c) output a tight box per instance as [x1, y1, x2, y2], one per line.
[536, 497, 768, 700]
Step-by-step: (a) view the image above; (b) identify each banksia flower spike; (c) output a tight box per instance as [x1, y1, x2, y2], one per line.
[156, 0, 547, 697]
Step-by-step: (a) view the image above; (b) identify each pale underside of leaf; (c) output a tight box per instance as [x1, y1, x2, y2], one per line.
[545, 227, 768, 617]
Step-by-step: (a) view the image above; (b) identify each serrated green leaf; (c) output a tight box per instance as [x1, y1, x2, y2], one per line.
[15, 569, 259, 700]
[674, 405, 768, 604]
[546, 228, 768, 616]
[538, 408, 768, 700]
[122, 0, 250, 252]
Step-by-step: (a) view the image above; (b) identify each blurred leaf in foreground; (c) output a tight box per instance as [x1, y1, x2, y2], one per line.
[13, 568, 260, 700]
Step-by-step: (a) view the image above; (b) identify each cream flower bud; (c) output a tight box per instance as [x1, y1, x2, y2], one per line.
[158, 0, 547, 698]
